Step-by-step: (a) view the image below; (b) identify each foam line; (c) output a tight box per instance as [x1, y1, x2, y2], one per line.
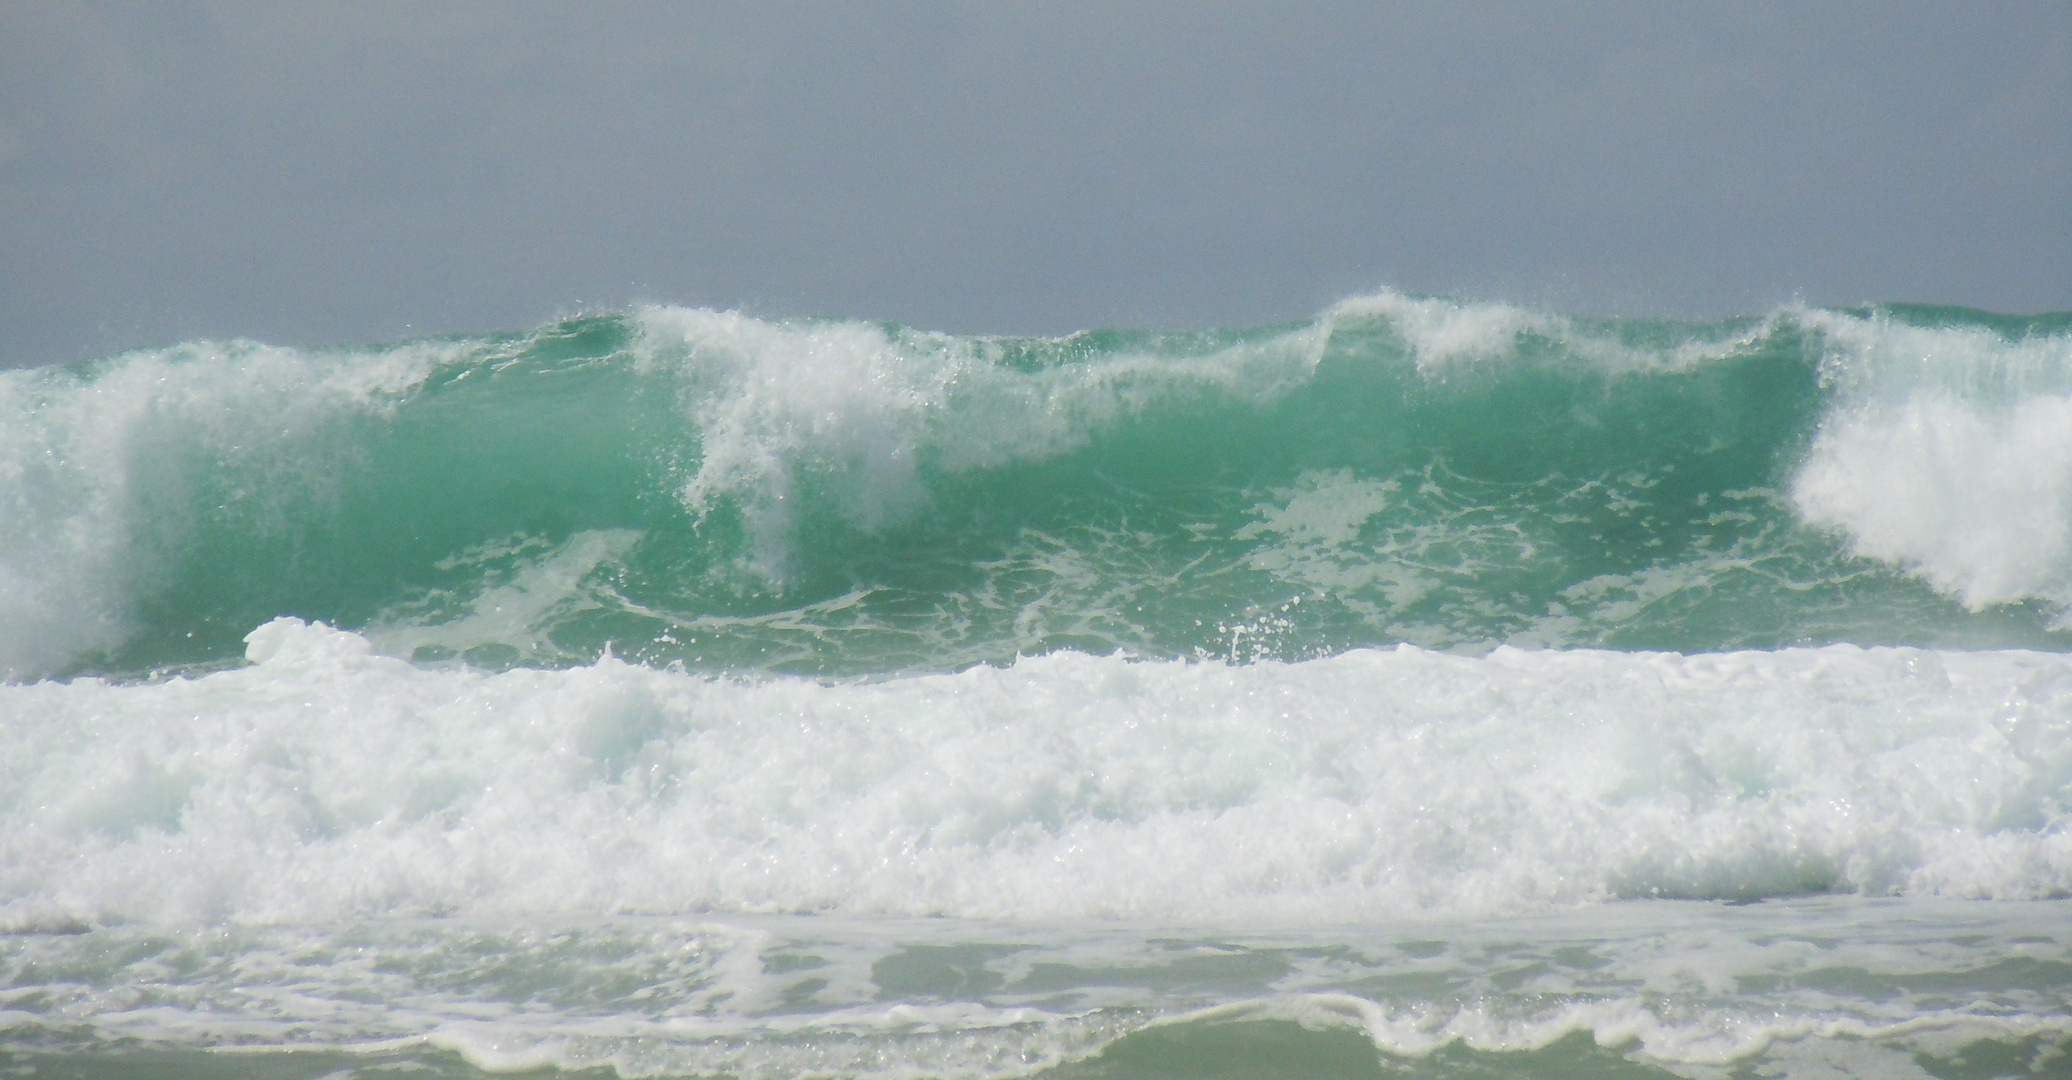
[3, 618, 2067, 926]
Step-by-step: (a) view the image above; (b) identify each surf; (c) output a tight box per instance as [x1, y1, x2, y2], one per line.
[5, 292, 2072, 682]
[5, 292, 2072, 1079]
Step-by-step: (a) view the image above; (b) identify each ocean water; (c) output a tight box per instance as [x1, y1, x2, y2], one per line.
[3, 291, 2070, 1078]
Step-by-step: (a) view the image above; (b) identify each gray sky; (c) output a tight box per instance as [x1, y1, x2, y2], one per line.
[3, 2, 2068, 368]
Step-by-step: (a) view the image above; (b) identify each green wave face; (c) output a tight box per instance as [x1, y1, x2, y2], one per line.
[8, 294, 2072, 680]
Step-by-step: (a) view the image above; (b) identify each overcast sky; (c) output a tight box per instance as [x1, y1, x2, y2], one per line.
[2, 2, 2067, 367]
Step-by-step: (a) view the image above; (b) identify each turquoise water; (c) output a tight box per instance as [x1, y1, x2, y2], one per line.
[3, 292, 2071, 1078]
[7, 296, 2072, 682]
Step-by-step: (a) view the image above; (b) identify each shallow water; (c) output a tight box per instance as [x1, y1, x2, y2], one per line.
[4, 899, 2067, 1079]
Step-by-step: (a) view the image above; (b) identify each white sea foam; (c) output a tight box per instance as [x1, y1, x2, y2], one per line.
[1325, 291, 1554, 368]
[625, 293, 1773, 597]
[1791, 308, 2072, 617]
[1321, 294, 2072, 620]
[631, 307, 1326, 582]
[2, 618, 2067, 928]
[0, 340, 456, 680]
[1795, 393, 2072, 612]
